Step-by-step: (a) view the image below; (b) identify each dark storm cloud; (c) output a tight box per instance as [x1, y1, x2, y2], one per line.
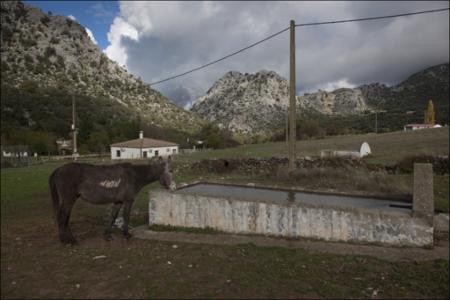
[104, 1, 449, 107]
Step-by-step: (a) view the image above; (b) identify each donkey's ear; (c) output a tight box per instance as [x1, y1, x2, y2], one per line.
[168, 155, 172, 162]
[158, 156, 163, 162]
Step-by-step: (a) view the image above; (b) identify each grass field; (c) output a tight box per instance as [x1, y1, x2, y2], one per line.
[1, 128, 449, 298]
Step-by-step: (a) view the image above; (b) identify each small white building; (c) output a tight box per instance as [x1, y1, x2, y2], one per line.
[110, 131, 179, 160]
[403, 124, 440, 131]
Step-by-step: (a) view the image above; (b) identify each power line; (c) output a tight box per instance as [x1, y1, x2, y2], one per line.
[149, 7, 449, 86]
[295, 7, 449, 27]
[149, 26, 290, 86]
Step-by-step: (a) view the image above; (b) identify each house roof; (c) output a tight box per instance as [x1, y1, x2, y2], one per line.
[110, 138, 178, 148]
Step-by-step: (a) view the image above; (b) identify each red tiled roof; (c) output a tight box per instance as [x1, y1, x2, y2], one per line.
[110, 138, 178, 148]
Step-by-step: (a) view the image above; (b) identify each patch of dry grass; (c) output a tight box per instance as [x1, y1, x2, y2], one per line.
[273, 166, 411, 197]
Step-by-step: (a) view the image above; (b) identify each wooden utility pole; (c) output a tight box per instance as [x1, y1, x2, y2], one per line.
[375, 111, 378, 134]
[285, 110, 288, 148]
[72, 94, 78, 161]
[288, 20, 296, 172]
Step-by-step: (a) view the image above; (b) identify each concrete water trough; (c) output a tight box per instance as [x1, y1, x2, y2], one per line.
[148, 164, 435, 247]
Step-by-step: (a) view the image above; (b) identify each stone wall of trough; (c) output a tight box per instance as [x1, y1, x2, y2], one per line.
[149, 190, 434, 247]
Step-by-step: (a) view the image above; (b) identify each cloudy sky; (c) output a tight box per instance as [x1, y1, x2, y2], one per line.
[29, 1, 449, 109]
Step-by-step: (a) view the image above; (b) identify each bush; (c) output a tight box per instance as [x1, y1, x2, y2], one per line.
[20, 36, 37, 48]
[40, 15, 50, 26]
[24, 53, 33, 63]
[397, 155, 449, 175]
[1, 61, 10, 72]
[2, 26, 13, 42]
[49, 37, 59, 44]
[44, 46, 56, 58]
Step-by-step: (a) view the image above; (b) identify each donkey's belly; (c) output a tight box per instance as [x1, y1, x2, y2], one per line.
[79, 182, 128, 204]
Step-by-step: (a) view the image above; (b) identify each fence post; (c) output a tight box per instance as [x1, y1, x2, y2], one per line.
[413, 163, 434, 224]
[288, 19, 296, 173]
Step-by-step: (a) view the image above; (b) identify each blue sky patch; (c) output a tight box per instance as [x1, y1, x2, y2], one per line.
[24, 0, 118, 50]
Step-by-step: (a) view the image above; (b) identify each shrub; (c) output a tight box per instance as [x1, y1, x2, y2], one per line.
[44, 46, 56, 58]
[1, 61, 10, 72]
[40, 15, 50, 26]
[397, 155, 449, 175]
[24, 53, 33, 63]
[49, 37, 59, 44]
[56, 55, 65, 68]
[20, 36, 37, 48]
[2, 26, 13, 42]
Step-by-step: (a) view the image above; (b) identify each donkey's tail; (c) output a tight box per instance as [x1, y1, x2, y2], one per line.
[49, 170, 60, 221]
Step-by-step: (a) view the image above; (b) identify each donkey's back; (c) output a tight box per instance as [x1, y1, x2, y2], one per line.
[51, 162, 135, 205]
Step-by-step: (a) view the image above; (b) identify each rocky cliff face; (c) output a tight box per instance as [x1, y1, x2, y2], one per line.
[191, 64, 449, 136]
[192, 70, 289, 136]
[191, 70, 372, 136]
[298, 88, 371, 115]
[0, 1, 204, 133]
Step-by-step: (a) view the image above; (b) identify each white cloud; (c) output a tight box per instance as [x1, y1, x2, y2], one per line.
[105, 1, 449, 108]
[104, 17, 138, 67]
[85, 27, 98, 45]
[68, 15, 76, 21]
[310, 79, 356, 93]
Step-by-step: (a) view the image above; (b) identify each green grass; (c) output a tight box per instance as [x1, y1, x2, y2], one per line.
[174, 127, 449, 165]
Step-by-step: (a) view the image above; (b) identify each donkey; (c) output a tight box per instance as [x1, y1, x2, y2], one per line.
[49, 157, 175, 244]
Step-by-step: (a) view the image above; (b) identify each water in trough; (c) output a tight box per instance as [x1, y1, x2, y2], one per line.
[177, 183, 412, 211]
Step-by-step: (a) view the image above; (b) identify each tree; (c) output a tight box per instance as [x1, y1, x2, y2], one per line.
[424, 99, 435, 124]
[87, 131, 110, 155]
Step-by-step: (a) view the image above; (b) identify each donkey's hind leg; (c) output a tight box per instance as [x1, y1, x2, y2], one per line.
[58, 197, 77, 245]
[122, 200, 133, 240]
[104, 202, 123, 241]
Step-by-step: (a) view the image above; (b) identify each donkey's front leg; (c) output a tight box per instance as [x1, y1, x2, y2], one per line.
[122, 200, 133, 240]
[104, 202, 123, 241]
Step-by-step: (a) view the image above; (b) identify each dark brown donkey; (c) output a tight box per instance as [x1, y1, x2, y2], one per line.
[49, 157, 175, 244]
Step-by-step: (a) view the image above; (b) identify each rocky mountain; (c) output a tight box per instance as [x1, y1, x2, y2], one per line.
[192, 70, 290, 136]
[191, 64, 449, 136]
[0, 1, 204, 137]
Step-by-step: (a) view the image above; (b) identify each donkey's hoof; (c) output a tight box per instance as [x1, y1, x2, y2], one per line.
[123, 232, 133, 240]
[104, 233, 113, 241]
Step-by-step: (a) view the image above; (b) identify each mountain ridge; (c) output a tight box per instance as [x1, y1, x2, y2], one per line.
[0, 0, 205, 137]
[191, 63, 449, 137]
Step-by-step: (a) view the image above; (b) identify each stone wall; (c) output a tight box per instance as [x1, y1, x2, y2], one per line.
[149, 189, 434, 247]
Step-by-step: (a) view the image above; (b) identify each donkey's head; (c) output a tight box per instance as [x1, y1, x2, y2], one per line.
[155, 156, 176, 191]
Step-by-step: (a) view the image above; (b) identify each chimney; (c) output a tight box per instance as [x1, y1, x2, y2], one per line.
[139, 131, 143, 139]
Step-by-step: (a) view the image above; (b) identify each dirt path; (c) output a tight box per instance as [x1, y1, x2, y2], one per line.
[132, 226, 449, 262]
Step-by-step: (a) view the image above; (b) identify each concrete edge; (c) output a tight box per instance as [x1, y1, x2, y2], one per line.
[131, 225, 449, 263]
[149, 188, 413, 219]
[174, 180, 412, 202]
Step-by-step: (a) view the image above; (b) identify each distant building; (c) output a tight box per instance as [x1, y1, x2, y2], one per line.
[110, 131, 178, 160]
[56, 138, 72, 155]
[1, 145, 29, 158]
[403, 124, 441, 131]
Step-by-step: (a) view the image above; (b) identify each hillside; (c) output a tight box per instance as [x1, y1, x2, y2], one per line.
[0, 1, 205, 148]
[191, 64, 449, 137]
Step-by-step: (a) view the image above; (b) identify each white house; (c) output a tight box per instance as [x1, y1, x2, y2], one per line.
[403, 124, 441, 131]
[110, 131, 179, 160]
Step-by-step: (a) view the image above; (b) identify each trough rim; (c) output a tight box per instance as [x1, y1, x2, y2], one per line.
[175, 180, 412, 202]
[151, 182, 415, 218]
